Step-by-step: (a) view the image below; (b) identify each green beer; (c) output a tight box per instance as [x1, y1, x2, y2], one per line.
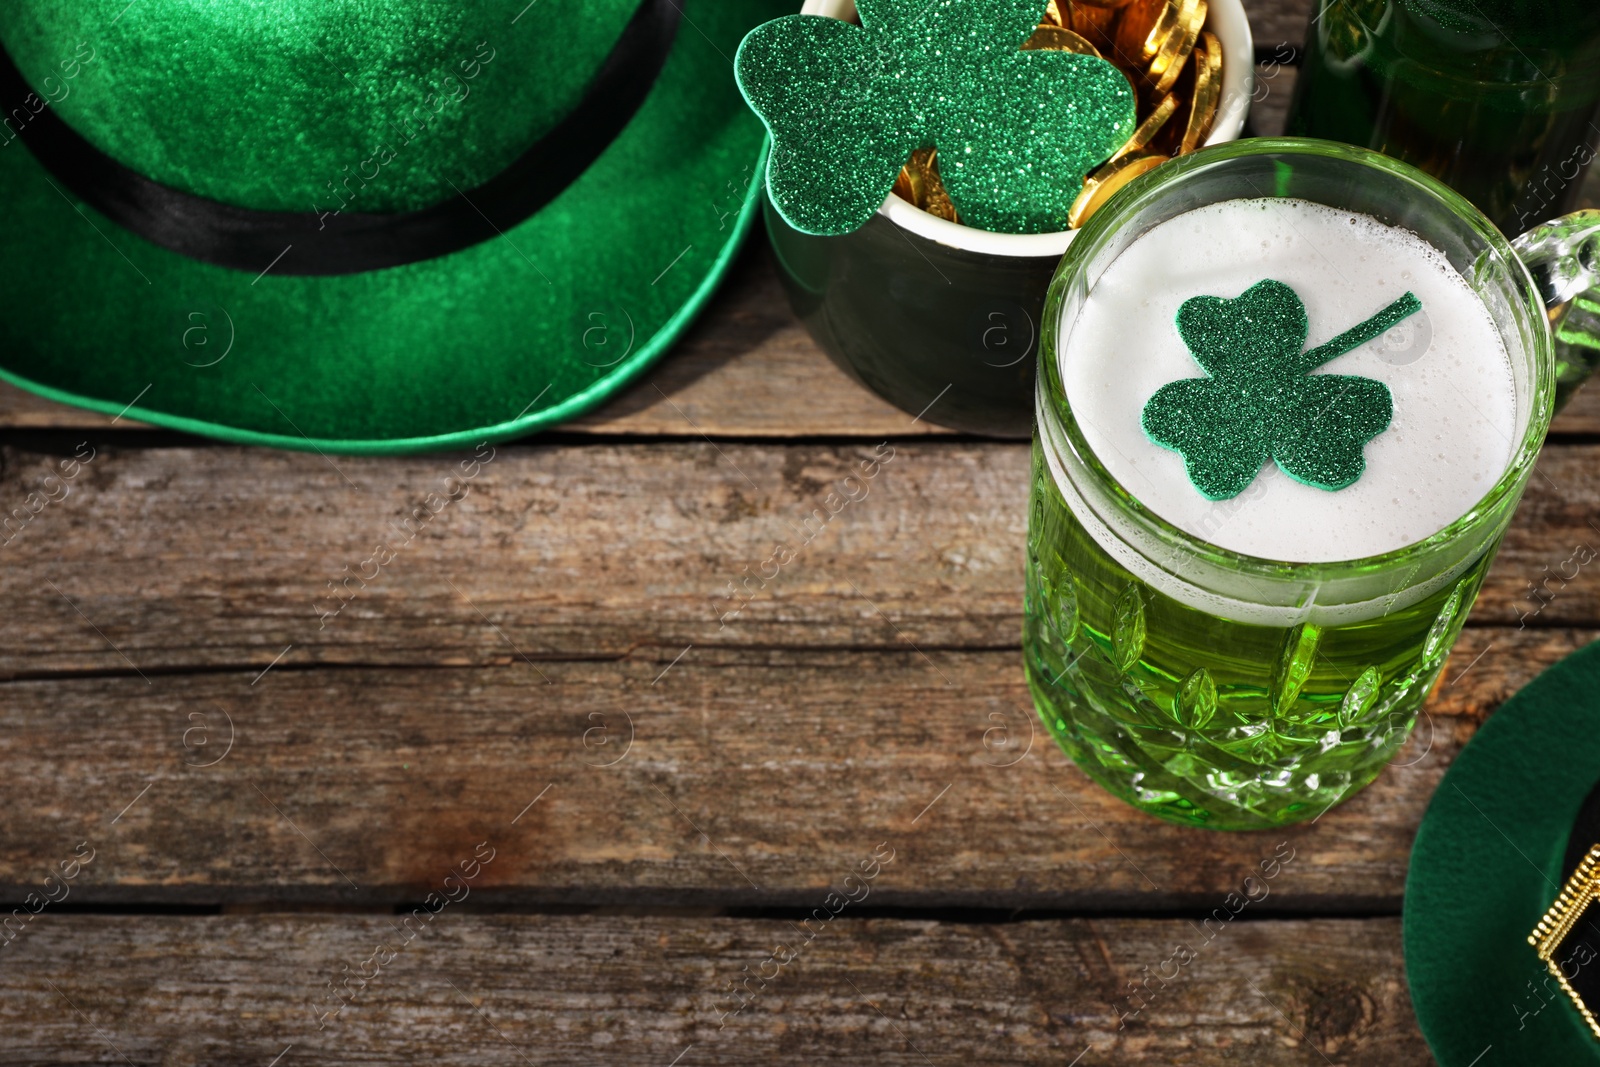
[1025, 434, 1493, 830]
[1025, 141, 1573, 830]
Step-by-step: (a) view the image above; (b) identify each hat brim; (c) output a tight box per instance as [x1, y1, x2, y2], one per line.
[1405, 639, 1600, 1064]
[0, 0, 787, 454]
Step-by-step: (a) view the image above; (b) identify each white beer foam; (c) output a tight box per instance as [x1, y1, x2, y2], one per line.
[1061, 197, 1515, 563]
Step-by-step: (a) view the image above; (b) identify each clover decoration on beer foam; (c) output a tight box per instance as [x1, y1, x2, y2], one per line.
[1142, 280, 1423, 500]
[733, 0, 1137, 235]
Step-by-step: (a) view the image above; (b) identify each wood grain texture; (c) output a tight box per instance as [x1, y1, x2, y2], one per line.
[0, 440, 1597, 683]
[0, 440, 1016, 675]
[1243, 0, 1311, 52]
[0, 626, 1580, 904]
[8, 6, 1586, 1065]
[0, 914, 1428, 1066]
[1247, 55, 1298, 140]
[567, 248, 957, 438]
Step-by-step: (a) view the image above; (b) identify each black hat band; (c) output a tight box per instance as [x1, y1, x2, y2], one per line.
[0, 0, 680, 276]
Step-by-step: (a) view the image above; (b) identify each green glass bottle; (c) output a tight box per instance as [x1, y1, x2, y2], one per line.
[1287, 0, 1600, 235]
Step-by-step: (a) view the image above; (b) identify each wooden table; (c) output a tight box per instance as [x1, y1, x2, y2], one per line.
[4, 4, 1597, 1062]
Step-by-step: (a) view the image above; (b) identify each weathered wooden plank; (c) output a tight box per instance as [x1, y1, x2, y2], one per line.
[1246, 52, 1297, 140]
[1479, 449, 1600, 625]
[0, 627, 1579, 904]
[568, 249, 958, 438]
[1243, 0, 1311, 55]
[0, 914, 1427, 1066]
[1, 440, 1598, 680]
[0, 440, 1017, 675]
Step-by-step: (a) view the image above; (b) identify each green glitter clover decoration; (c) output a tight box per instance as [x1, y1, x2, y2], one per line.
[1142, 279, 1423, 500]
[733, 0, 1136, 236]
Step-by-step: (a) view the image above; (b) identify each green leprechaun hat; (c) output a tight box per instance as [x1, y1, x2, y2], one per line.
[1406, 639, 1600, 1064]
[0, 0, 786, 453]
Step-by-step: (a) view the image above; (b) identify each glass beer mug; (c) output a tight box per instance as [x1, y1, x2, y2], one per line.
[1025, 138, 1600, 830]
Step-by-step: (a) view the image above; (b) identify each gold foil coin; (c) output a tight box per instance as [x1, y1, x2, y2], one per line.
[1179, 31, 1222, 153]
[1022, 25, 1103, 56]
[1110, 91, 1179, 161]
[892, 163, 921, 207]
[1147, 0, 1207, 94]
[1067, 1, 1117, 49]
[1112, 0, 1177, 67]
[1069, 153, 1165, 228]
[913, 148, 959, 222]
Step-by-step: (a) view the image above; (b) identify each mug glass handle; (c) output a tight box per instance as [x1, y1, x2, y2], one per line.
[1511, 209, 1600, 408]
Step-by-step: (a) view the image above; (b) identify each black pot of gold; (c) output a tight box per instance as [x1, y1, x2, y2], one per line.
[743, 0, 1253, 436]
